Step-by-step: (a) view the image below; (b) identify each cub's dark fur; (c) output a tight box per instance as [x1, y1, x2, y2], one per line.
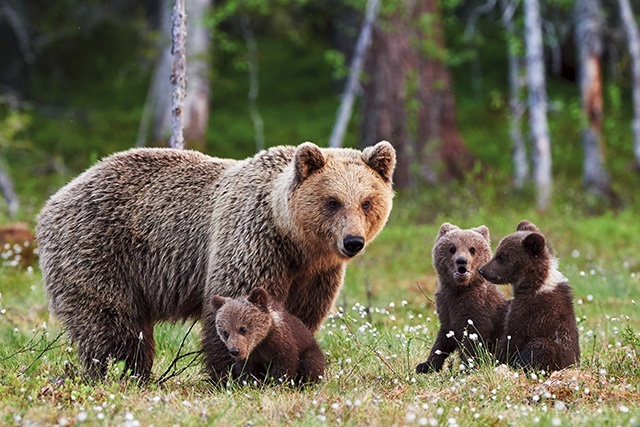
[479, 220, 580, 371]
[416, 223, 508, 373]
[208, 287, 326, 385]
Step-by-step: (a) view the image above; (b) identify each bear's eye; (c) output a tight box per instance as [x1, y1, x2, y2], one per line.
[470, 247, 476, 255]
[449, 246, 456, 254]
[239, 326, 247, 335]
[223, 331, 229, 339]
[496, 253, 505, 263]
[326, 198, 341, 211]
[362, 200, 371, 211]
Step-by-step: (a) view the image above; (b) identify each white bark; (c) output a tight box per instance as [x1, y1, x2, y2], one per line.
[329, 0, 379, 148]
[501, 0, 528, 189]
[169, 0, 187, 150]
[619, 0, 640, 169]
[524, 0, 552, 210]
[0, 162, 18, 216]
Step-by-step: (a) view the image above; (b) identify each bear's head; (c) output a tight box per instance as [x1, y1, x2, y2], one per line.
[432, 222, 492, 287]
[210, 287, 273, 360]
[281, 141, 396, 263]
[479, 220, 556, 292]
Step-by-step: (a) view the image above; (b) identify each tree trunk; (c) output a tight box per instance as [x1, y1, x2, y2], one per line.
[361, 0, 473, 188]
[329, 0, 379, 149]
[183, 0, 213, 151]
[0, 162, 18, 216]
[619, 0, 640, 171]
[501, 0, 528, 189]
[575, 0, 611, 197]
[169, 0, 187, 150]
[138, 0, 212, 149]
[524, 0, 552, 211]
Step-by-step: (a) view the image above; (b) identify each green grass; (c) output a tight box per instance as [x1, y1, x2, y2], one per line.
[1, 190, 640, 426]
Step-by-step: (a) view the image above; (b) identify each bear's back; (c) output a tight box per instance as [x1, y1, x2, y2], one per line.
[37, 148, 238, 320]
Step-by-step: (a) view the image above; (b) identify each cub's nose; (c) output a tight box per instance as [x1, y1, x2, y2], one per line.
[455, 257, 468, 265]
[478, 267, 485, 276]
[229, 347, 240, 357]
[343, 235, 365, 257]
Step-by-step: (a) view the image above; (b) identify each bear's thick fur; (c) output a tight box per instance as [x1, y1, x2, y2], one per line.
[36, 142, 395, 380]
[416, 223, 508, 373]
[479, 220, 580, 371]
[209, 287, 325, 385]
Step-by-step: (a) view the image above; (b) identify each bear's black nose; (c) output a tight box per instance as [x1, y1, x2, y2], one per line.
[455, 257, 467, 265]
[343, 235, 365, 256]
[229, 347, 240, 357]
[478, 267, 485, 276]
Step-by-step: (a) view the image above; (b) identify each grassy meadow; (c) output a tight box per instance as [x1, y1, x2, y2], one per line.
[1, 187, 640, 426]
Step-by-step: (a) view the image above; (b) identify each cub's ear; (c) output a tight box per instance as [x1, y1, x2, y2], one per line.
[523, 232, 546, 256]
[437, 222, 459, 240]
[211, 295, 230, 311]
[247, 287, 270, 312]
[362, 141, 396, 183]
[473, 225, 490, 242]
[517, 220, 540, 233]
[294, 142, 325, 182]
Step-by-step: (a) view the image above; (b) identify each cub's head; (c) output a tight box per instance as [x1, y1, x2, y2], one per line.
[210, 287, 273, 360]
[432, 222, 492, 287]
[284, 141, 396, 263]
[479, 220, 553, 291]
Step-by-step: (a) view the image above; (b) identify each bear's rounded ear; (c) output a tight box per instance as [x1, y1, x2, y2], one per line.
[523, 232, 546, 256]
[437, 222, 458, 240]
[362, 141, 396, 183]
[294, 142, 326, 182]
[247, 287, 270, 312]
[517, 220, 540, 233]
[473, 225, 490, 242]
[211, 295, 230, 311]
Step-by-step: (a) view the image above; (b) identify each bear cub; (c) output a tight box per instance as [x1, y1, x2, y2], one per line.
[479, 220, 580, 371]
[416, 223, 508, 373]
[209, 287, 326, 385]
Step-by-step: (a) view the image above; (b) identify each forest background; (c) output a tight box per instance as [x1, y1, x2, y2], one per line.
[1, 0, 640, 426]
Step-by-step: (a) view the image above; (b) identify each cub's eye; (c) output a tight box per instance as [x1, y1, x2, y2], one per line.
[496, 253, 505, 262]
[239, 327, 247, 335]
[470, 247, 476, 255]
[449, 246, 456, 254]
[223, 331, 229, 339]
[326, 198, 341, 210]
[362, 200, 371, 210]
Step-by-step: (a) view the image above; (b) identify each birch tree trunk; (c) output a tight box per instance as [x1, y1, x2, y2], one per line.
[329, 0, 379, 149]
[575, 0, 611, 197]
[500, 0, 528, 189]
[0, 163, 18, 216]
[524, 0, 552, 211]
[169, 0, 187, 149]
[619, 0, 640, 170]
[138, 0, 212, 149]
[361, 0, 473, 188]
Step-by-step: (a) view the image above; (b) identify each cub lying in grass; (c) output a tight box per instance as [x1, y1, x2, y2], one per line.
[208, 287, 325, 385]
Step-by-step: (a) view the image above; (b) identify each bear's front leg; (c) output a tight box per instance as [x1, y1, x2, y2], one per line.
[416, 327, 457, 373]
[287, 265, 346, 333]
